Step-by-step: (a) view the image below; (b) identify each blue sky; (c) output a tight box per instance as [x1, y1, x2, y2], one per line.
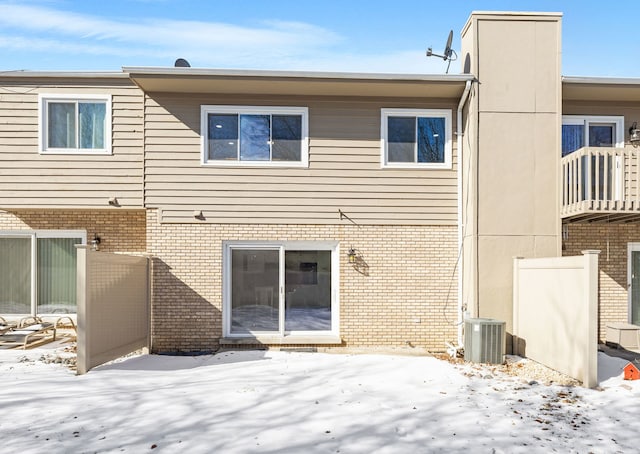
[0, 0, 635, 76]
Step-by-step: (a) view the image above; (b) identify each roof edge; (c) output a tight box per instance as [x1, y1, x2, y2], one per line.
[563, 76, 640, 85]
[0, 70, 128, 79]
[122, 66, 475, 83]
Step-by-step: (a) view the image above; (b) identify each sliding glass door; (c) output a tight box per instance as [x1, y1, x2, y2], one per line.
[284, 250, 332, 331]
[37, 237, 82, 314]
[231, 248, 280, 333]
[0, 232, 84, 316]
[0, 237, 32, 314]
[225, 242, 338, 337]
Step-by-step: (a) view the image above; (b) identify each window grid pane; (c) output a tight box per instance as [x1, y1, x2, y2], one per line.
[272, 115, 302, 161]
[240, 114, 271, 161]
[208, 114, 239, 160]
[589, 124, 615, 147]
[417, 117, 445, 163]
[48, 102, 77, 149]
[387, 116, 416, 162]
[561, 124, 584, 157]
[78, 102, 106, 149]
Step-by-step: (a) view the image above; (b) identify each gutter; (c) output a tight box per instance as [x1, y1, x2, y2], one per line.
[456, 80, 473, 346]
[562, 75, 640, 85]
[0, 70, 127, 79]
[122, 66, 476, 83]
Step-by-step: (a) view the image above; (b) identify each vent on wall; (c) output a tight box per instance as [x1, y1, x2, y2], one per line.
[464, 318, 506, 364]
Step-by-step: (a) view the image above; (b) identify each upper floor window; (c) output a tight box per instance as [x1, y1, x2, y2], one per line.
[561, 115, 624, 157]
[381, 108, 452, 169]
[39, 94, 111, 154]
[201, 106, 309, 167]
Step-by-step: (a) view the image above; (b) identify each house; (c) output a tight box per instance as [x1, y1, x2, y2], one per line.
[0, 11, 638, 354]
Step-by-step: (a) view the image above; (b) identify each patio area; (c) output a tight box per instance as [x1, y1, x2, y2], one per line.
[0, 346, 638, 453]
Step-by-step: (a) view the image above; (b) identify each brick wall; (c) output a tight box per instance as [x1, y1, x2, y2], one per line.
[0, 209, 146, 252]
[563, 223, 640, 340]
[147, 210, 459, 353]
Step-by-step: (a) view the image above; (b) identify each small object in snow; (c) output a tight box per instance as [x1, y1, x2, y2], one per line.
[484, 374, 493, 379]
[325, 430, 331, 434]
[623, 362, 640, 380]
[529, 380, 538, 385]
[151, 444, 157, 449]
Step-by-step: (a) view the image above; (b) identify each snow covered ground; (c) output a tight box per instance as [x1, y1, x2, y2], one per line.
[0, 347, 638, 453]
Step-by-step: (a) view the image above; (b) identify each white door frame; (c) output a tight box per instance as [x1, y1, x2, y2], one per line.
[0, 230, 86, 316]
[626, 242, 640, 324]
[222, 240, 340, 338]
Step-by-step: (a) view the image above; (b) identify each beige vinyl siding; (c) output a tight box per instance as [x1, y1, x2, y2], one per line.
[145, 93, 459, 225]
[0, 78, 144, 208]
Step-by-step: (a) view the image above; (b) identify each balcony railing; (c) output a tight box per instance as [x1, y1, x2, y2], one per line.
[562, 147, 640, 220]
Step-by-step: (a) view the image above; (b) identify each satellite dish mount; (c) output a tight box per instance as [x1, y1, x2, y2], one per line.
[426, 30, 457, 73]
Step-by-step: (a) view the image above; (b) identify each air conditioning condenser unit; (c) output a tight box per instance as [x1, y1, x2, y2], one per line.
[464, 318, 505, 364]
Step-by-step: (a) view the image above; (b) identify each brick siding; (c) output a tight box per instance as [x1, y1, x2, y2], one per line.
[563, 223, 640, 341]
[0, 209, 146, 253]
[147, 210, 459, 353]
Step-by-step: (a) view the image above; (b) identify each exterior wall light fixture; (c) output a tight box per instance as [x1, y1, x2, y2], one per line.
[630, 122, 640, 147]
[91, 235, 101, 251]
[347, 247, 357, 263]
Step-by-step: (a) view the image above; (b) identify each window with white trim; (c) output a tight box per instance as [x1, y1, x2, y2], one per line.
[39, 94, 111, 154]
[201, 106, 309, 166]
[561, 115, 624, 157]
[381, 108, 452, 169]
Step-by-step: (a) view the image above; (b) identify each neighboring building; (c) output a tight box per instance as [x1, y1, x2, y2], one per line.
[0, 11, 638, 353]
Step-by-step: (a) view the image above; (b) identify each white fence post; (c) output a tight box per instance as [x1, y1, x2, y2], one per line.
[582, 249, 600, 388]
[76, 245, 89, 375]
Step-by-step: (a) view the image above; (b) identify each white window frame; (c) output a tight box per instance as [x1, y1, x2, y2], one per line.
[38, 94, 112, 155]
[563, 115, 625, 200]
[562, 115, 625, 149]
[380, 108, 453, 169]
[222, 241, 339, 340]
[0, 230, 86, 317]
[201, 105, 309, 167]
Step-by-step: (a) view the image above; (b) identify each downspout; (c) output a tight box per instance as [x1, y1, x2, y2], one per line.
[456, 80, 472, 346]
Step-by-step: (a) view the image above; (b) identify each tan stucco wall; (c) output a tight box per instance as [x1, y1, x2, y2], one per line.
[147, 210, 458, 352]
[460, 13, 562, 343]
[563, 223, 640, 341]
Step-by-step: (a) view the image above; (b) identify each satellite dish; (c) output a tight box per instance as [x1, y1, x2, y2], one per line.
[174, 58, 191, 68]
[426, 29, 458, 73]
[443, 30, 453, 61]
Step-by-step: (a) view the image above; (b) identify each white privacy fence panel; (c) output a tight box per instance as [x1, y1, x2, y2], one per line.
[77, 246, 150, 375]
[512, 251, 599, 388]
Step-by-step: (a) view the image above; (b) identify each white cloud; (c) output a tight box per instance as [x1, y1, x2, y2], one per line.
[0, 3, 453, 74]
